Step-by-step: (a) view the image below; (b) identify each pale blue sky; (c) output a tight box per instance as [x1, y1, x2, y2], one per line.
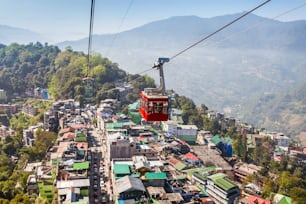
[1, 0, 306, 43]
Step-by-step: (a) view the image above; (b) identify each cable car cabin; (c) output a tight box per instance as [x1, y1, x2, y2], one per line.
[139, 88, 169, 121]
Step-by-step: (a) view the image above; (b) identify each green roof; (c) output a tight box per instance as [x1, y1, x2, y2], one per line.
[174, 162, 187, 171]
[183, 166, 216, 175]
[128, 102, 139, 110]
[193, 172, 208, 181]
[73, 162, 89, 170]
[106, 122, 123, 129]
[183, 166, 216, 181]
[75, 136, 87, 142]
[76, 133, 86, 137]
[208, 173, 237, 191]
[38, 181, 54, 203]
[274, 194, 292, 204]
[210, 135, 233, 144]
[145, 172, 167, 180]
[131, 173, 141, 178]
[113, 164, 131, 174]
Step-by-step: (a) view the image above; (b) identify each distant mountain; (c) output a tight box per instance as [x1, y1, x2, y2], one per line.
[58, 13, 306, 52]
[58, 13, 306, 135]
[0, 25, 46, 45]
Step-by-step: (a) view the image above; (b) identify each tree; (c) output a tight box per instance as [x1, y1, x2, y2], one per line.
[278, 171, 291, 194]
[290, 187, 306, 204]
[261, 178, 276, 199]
[10, 193, 33, 204]
[33, 129, 57, 160]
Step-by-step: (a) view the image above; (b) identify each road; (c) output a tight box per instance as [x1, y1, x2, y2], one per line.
[89, 126, 113, 204]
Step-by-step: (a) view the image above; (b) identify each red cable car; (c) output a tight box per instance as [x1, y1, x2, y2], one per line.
[139, 88, 169, 121]
[139, 58, 170, 122]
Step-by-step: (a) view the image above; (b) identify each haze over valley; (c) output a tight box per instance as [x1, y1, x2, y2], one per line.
[1, 13, 306, 139]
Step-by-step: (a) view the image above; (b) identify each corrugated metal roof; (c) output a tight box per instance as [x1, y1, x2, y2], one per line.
[115, 176, 145, 194]
[210, 135, 233, 144]
[174, 162, 187, 171]
[208, 173, 237, 191]
[73, 162, 89, 170]
[183, 152, 200, 161]
[113, 164, 131, 174]
[56, 179, 90, 188]
[145, 172, 167, 180]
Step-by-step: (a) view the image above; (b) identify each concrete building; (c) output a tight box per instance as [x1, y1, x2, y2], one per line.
[22, 104, 38, 117]
[23, 123, 44, 146]
[44, 109, 59, 132]
[0, 89, 7, 102]
[177, 125, 198, 145]
[206, 173, 240, 204]
[115, 176, 146, 201]
[274, 133, 290, 150]
[162, 120, 178, 137]
[234, 162, 261, 182]
[0, 104, 18, 114]
[27, 175, 39, 195]
[0, 125, 15, 139]
[109, 136, 134, 160]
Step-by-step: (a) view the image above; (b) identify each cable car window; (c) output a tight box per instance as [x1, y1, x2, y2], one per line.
[148, 102, 153, 114]
[163, 102, 168, 114]
[153, 102, 162, 113]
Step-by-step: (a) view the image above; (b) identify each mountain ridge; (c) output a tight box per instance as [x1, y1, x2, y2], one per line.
[0, 24, 47, 45]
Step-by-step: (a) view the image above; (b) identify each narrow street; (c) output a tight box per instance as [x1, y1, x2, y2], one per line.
[89, 125, 113, 204]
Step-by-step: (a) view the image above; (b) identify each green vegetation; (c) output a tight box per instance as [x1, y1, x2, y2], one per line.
[0, 42, 60, 98]
[239, 82, 306, 142]
[0, 98, 57, 202]
[48, 49, 127, 103]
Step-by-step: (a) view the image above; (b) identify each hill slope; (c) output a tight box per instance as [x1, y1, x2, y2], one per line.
[58, 13, 306, 135]
[238, 82, 306, 142]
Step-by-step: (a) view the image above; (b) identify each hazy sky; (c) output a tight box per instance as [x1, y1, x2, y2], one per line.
[1, 0, 306, 43]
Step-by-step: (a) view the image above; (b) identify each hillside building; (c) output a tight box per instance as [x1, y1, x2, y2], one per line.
[205, 173, 240, 204]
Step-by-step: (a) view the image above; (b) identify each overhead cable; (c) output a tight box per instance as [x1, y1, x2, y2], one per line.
[105, 0, 134, 57]
[206, 2, 306, 48]
[87, 0, 95, 77]
[169, 0, 271, 61]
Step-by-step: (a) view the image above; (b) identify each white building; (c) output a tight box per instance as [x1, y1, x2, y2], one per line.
[162, 120, 178, 136]
[177, 125, 198, 144]
[23, 123, 44, 146]
[206, 173, 240, 204]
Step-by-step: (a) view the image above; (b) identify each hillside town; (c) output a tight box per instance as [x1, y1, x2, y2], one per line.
[0, 86, 305, 204]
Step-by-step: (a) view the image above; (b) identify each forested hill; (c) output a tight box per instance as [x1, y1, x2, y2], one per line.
[0, 43, 154, 104]
[0, 43, 60, 94]
[238, 82, 306, 144]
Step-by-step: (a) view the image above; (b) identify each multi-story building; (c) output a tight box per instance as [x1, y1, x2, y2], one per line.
[162, 122, 198, 144]
[234, 162, 261, 182]
[273, 133, 290, 150]
[22, 104, 38, 117]
[177, 125, 198, 145]
[44, 109, 59, 132]
[206, 173, 240, 204]
[0, 125, 15, 139]
[23, 123, 44, 146]
[109, 135, 134, 160]
[109, 135, 157, 160]
[162, 120, 178, 137]
[0, 89, 7, 102]
[0, 104, 18, 114]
